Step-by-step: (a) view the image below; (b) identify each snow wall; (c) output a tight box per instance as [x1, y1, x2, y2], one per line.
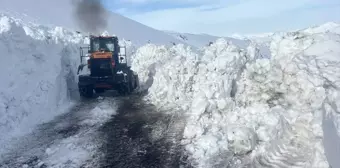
[131, 25, 340, 167]
[0, 14, 87, 153]
[0, 13, 136, 155]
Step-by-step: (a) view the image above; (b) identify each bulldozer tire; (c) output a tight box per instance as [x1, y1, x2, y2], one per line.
[118, 83, 131, 96]
[128, 79, 133, 93]
[95, 88, 105, 93]
[79, 85, 93, 98]
[134, 74, 139, 89]
[117, 88, 125, 96]
[127, 82, 132, 93]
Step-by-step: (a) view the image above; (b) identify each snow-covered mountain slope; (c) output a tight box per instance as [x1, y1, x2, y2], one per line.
[164, 31, 271, 59]
[0, 13, 87, 154]
[0, 0, 183, 46]
[232, 22, 340, 46]
[301, 22, 340, 34]
[164, 31, 250, 49]
[232, 32, 274, 44]
[131, 24, 340, 167]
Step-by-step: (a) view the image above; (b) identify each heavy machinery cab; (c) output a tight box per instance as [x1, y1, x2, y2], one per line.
[80, 35, 127, 76]
[89, 35, 118, 53]
[77, 35, 139, 98]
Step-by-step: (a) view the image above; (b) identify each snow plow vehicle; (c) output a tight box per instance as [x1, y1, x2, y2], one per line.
[77, 35, 139, 98]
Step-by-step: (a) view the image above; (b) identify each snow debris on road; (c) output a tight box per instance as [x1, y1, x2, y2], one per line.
[80, 98, 118, 126]
[41, 98, 118, 168]
[0, 97, 119, 168]
[131, 22, 340, 167]
[43, 134, 94, 168]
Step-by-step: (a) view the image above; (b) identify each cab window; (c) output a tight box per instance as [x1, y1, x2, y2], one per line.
[91, 40, 100, 51]
[105, 41, 114, 52]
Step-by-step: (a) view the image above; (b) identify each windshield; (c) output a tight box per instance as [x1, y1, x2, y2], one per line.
[91, 40, 100, 51]
[90, 38, 115, 52]
[105, 41, 114, 51]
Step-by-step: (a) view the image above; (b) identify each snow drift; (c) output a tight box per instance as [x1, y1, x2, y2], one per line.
[0, 14, 87, 153]
[131, 23, 340, 167]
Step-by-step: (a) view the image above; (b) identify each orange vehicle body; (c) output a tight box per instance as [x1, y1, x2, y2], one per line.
[91, 51, 112, 59]
[77, 35, 139, 98]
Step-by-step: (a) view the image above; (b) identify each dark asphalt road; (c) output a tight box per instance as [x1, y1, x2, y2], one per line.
[98, 95, 191, 168]
[0, 94, 192, 168]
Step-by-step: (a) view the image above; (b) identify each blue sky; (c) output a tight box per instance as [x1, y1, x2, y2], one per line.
[103, 0, 340, 36]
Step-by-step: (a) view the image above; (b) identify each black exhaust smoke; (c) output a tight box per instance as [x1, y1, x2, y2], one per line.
[73, 0, 108, 34]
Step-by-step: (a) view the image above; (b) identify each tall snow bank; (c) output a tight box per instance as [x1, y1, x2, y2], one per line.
[234, 31, 340, 168]
[0, 14, 87, 153]
[131, 27, 340, 167]
[132, 39, 262, 167]
[131, 44, 181, 92]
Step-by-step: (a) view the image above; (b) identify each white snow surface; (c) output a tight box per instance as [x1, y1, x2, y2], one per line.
[131, 23, 340, 167]
[0, 13, 87, 154]
[231, 32, 274, 44]
[302, 22, 340, 35]
[165, 30, 250, 49]
[164, 31, 271, 59]
[43, 98, 118, 168]
[80, 97, 118, 127]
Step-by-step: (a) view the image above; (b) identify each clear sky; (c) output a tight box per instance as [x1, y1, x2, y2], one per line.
[103, 0, 340, 36]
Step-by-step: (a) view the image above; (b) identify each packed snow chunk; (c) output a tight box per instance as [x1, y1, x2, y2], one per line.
[131, 44, 172, 91]
[80, 99, 118, 126]
[43, 134, 95, 168]
[190, 93, 209, 116]
[227, 126, 257, 155]
[132, 43, 199, 109]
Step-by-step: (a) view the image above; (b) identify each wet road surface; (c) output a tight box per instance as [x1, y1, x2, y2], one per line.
[98, 96, 190, 168]
[0, 94, 191, 168]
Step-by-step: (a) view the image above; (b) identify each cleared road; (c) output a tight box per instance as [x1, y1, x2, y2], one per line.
[0, 94, 190, 168]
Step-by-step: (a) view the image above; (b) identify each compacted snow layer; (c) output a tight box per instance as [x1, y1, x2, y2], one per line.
[0, 14, 87, 153]
[131, 26, 340, 167]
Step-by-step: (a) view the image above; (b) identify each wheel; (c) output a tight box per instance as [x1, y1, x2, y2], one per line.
[123, 82, 132, 94]
[126, 82, 132, 93]
[95, 88, 105, 93]
[126, 71, 134, 92]
[128, 80, 133, 93]
[79, 85, 93, 98]
[133, 74, 139, 89]
[117, 83, 131, 96]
